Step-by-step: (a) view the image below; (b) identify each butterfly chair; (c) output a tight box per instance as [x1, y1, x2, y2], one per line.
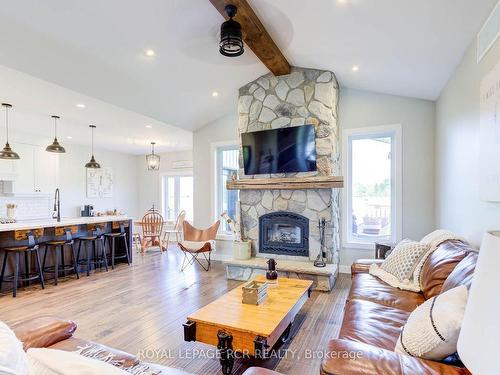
[178, 220, 220, 271]
[139, 210, 165, 253]
[162, 210, 186, 250]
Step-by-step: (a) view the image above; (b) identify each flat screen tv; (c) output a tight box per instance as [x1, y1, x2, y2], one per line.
[242, 124, 317, 175]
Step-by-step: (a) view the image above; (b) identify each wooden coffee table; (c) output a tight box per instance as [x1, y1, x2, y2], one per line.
[183, 275, 313, 374]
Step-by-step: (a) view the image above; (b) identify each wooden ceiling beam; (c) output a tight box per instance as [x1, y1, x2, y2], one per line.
[209, 0, 291, 76]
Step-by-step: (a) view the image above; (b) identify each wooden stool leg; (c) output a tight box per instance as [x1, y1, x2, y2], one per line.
[34, 248, 45, 290]
[54, 246, 59, 286]
[123, 236, 131, 265]
[71, 243, 79, 279]
[13, 252, 19, 298]
[61, 246, 66, 277]
[86, 241, 91, 277]
[42, 244, 48, 272]
[0, 251, 8, 292]
[24, 252, 29, 286]
[111, 237, 115, 270]
[101, 238, 109, 272]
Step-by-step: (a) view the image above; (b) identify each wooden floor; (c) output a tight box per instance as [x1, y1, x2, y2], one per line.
[0, 246, 350, 375]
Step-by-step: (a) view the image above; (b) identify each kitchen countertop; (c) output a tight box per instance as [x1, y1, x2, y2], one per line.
[0, 215, 130, 232]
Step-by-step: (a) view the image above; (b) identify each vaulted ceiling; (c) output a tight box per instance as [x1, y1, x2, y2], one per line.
[0, 0, 496, 137]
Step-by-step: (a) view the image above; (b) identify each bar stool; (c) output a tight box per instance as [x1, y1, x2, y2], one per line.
[42, 228, 80, 286]
[77, 226, 108, 276]
[0, 232, 45, 297]
[104, 223, 131, 269]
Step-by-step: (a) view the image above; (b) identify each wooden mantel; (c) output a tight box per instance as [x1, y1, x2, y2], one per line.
[226, 176, 344, 190]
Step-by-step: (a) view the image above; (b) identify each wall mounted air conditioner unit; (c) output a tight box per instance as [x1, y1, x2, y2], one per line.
[478, 1, 500, 63]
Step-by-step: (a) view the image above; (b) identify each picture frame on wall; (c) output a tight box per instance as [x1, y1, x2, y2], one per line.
[86, 167, 113, 198]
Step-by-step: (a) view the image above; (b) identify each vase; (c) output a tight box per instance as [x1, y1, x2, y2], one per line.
[233, 240, 251, 260]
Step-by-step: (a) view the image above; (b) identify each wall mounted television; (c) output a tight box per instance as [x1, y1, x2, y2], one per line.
[242, 124, 317, 175]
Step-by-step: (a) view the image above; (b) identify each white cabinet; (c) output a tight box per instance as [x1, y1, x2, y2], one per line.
[0, 159, 16, 179]
[10, 143, 57, 195]
[34, 147, 57, 194]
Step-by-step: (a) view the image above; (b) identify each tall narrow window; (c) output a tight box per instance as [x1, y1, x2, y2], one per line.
[343, 125, 402, 247]
[215, 145, 239, 232]
[162, 175, 193, 222]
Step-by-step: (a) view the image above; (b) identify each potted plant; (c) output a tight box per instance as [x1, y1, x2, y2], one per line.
[221, 204, 251, 260]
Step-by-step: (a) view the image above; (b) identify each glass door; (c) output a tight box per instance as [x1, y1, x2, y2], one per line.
[162, 175, 193, 222]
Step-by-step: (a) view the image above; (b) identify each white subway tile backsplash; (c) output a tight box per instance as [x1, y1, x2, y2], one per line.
[0, 196, 52, 220]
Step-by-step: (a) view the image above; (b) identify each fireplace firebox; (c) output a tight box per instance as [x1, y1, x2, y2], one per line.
[259, 211, 309, 257]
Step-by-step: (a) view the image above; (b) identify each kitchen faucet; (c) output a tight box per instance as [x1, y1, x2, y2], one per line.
[53, 188, 61, 222]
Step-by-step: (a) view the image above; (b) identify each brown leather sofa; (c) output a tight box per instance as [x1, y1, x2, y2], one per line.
[10, 315, 281, 375]
[321, 240, 477, 375]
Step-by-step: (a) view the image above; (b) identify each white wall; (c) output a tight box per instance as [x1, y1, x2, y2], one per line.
[436, 38, 500, 247]
[339, 89, 435, 270]
[193, 113, 238, 229]
[135, 150, 193, 217]
[193, 90, 436, 269]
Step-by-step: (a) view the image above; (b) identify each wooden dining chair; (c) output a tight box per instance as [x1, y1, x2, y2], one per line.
[178, 220, 220, 271]
[162, 210, 186, 250]
[140, 210, 165, 253]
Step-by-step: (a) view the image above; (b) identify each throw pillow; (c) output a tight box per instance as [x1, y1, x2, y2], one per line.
[27, 348, 130, 375]
[395, 285, 468, 360]
[369, 239, 430, 291]
[420, 230, 468, 250]
[0, 321, 29, 375]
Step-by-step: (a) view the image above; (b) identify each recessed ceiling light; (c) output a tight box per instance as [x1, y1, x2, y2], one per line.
[337, 0, 347, 4]
[212, 91, 219, 97]
[145, 49, 156, 57]
[66, 136, 73, 139]
[76, 103, 86, 108]
[352, 65, 360, 72]
[145, 125, 153, 129]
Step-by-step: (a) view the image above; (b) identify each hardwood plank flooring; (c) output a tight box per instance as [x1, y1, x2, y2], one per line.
[0, 246, 350, 375]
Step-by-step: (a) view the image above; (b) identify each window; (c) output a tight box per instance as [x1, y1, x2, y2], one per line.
[214, 145, 239, 232]
[161, 175, 193, 222]
[343, 125, 402, 248]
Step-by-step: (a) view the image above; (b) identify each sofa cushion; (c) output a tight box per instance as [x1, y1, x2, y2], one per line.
[441, 252, 478, 293]
[419, 240, 473, 299]
[0, 321, 29, 375]
[351, 259, 384, 277]
[348, 273, 425, 312]
[339, 299, 410, 350]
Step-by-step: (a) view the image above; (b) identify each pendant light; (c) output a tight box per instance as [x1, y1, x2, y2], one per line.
[219, 4, 244, 57]
[0, 103, 20, 160]
[46, 115, 66, 153]
[146, 141, 160, 171]
[85, 125, 100, 168]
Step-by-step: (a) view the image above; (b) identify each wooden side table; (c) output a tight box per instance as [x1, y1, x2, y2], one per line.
[375, 242, 395, 259]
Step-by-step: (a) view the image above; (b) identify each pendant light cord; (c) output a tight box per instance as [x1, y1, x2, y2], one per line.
[5, 106, 9, 144]
[54, 117, 58, 139]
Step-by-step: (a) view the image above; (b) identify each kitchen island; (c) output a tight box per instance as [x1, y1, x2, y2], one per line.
[0, 216, 133, 296]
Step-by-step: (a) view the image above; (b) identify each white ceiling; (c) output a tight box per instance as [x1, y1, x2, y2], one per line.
[0, 65, 192, 154]
[0, 0, 497, 137]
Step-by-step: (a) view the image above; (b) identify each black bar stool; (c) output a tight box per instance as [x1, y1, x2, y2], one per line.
[104, 223, 131, 269]
[42, 228, 80, 285]
[0, 233, 45, 297]
[77, 227, 108, 276]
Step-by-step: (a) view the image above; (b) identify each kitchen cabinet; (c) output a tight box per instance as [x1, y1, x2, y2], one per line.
[10, 143, 57, 194]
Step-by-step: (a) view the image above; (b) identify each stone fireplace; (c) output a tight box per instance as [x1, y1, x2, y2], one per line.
[259, 211, 309, 257]
[237, 67, 340, 265]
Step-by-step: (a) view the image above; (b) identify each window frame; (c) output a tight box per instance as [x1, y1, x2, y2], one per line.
[342, 124, 402, 249]
[210, 141, 239, 235]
